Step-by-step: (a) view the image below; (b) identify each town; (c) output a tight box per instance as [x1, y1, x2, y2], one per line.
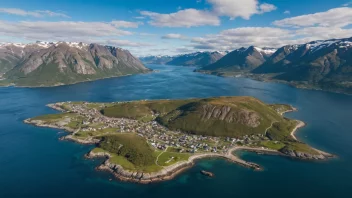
[51, 101, 271, 154]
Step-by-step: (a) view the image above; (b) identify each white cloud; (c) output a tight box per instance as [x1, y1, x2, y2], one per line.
[191, 27, 292, 50]
[190, 6, 352, 52]
[284, 10, 291, 14]
[140, 9, 220, 27]
[139, 33, 156, 36]
[0, 20, 132, 42]
[0, 8, 69, 18]
[295, 26, 352, 41]
[273, 7, 352, 28]
[207, 0, 276, 20]
[140, 0, 276, 27]
[105, 39, 153, 47]
[258, 3, 277, 14]
[161, 33, 187, 39]
[111, 20, 143, 28]
[134, 16, 145, 19]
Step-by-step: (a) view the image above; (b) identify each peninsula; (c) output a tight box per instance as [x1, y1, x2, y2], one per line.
[25, 97, 334, 183]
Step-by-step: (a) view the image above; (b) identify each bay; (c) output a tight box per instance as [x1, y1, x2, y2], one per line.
[0, 64, 351, 198]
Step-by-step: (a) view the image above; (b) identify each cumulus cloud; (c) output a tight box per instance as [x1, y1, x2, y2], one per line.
[140, 9, 220, 27]
[190, 7, 352, 52]
[258, 3, 277, 14]
[295, 27, 352, 41]
[284, 10, 291, 14]
[161, 33, 187, 39]
[208, 0, 276, 20]
[191, 27, 292, 50]
[273, 7, 352, 28]
[0, 8, 69, 18]
[140, 0, 276, 27]
[0, 20, 132, 42]
[111, 20, 143, 28]
[105, 39, 153, 47]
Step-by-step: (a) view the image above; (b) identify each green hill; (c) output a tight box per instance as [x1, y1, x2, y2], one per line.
[102, 97, 291, 138]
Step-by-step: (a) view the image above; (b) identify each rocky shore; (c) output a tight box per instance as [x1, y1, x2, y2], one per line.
[24, 119, 98, 145]
[24, 102, 335, 184]
[86, 150, 261, 184]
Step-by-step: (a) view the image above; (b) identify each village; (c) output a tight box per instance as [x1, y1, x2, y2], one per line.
[55, 102, 271, 155]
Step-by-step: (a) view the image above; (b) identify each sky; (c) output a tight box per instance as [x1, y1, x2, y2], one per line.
[0, 0, 351, 56]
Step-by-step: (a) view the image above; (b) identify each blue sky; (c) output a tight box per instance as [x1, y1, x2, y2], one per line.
[0, 0, 351, 56]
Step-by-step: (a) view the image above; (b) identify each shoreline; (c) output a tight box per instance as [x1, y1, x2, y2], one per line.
[290, 120, 306, 141]
[196, 70, 351, 96]
[86, 148, 264, 184]
[0, 70, 152, 88]
[24, 101, 336, 184]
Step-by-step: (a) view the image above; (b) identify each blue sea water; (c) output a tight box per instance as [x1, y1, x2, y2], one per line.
[0, 64, 351, 198]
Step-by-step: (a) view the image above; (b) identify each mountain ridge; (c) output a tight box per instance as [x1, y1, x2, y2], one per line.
[196, 37, 352, 94]
[140, 51, 228, 67]
[0, 41, 150, 87]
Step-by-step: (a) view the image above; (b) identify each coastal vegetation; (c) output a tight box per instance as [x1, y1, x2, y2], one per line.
[99, 134, 155, 167]
[25, 97, 333, 183]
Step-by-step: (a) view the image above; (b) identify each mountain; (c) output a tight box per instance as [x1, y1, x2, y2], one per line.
[0, 41, 150, 87]
[195, 37, 352, 94]
[139, 51, 227, 67]
[199, 47, 276, 72]
[253, 38, 352, 93]
[166, 51, 227, 67]
[139, 55, 173, 65]
[0, 43, 45, 74]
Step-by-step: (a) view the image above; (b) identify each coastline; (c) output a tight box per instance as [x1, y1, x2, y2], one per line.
[86, 148, 264, 184]
[24, 101, 335, 184]
[290, 120, 305, 141]
[195, 70, 351, 96]
[0, 70, 153, 88]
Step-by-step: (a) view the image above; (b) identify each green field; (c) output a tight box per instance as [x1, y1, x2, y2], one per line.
[31, 113, 76, 121]
[157, 152, 190, 166]
[260, 141, 286, 150]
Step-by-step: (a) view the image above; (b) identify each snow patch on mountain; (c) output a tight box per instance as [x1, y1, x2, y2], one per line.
[254, 47, 277, 55]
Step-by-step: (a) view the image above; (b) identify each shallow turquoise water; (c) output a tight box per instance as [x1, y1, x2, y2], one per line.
[0, 64, 351, 198]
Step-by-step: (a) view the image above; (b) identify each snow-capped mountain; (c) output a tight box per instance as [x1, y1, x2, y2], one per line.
[196, 37, 351, 93]
[0, 41, 150, 86]
[200, 46, 276, 71]
[140, 51, 228, 67]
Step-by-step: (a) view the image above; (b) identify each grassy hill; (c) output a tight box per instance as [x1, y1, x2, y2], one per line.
[102, 97, 291, 138]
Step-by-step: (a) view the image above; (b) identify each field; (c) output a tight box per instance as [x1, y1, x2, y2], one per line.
[157, 151, 190, 166]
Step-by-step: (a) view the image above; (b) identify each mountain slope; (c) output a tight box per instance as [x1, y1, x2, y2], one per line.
[139, 56, 173, 65]
[166, 51, 227, 67]
[0, 43, 46, 74]
[139, 51, 227, 67]
[1, 42, 150, 86]
[253, 38, 352, 93]
[200, 47, 276, 72]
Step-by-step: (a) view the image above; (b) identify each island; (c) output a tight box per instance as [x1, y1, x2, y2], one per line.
[24, 96, 334, 183]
